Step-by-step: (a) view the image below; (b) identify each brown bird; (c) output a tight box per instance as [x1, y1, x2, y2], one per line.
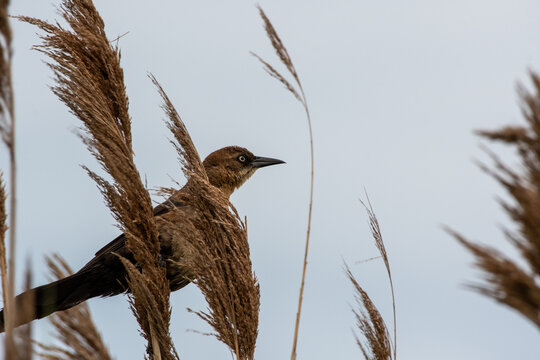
[0, 146, 284, 331]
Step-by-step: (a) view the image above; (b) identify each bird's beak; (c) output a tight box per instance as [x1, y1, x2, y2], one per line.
[252, 156, 286, 168]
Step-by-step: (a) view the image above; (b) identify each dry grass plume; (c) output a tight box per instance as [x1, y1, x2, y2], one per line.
[152, 76, 260, 360]
[252, 7, 314, 360]
[346, 267, 392, 360]
[346, 199, 396, 360]
[448, 70, 540, 328]
[360, 198, 396, 359]
[18, 1, 177, 357]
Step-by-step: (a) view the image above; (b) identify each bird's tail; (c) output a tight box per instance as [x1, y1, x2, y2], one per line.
[0, 270, 106, 332]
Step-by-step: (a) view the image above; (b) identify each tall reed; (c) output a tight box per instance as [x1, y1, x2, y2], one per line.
[252, 7, 314, 360]
[345, 199, 396, 360]
[18, 1, 177, 357]
[0, 0, 18, 355]
[448, 70, 540, 328]
[152, 76, 260, 360]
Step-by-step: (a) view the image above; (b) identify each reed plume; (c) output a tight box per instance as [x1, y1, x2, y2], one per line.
[252, 7, 314, 360]
[361, 198, 396, 359]
[346, 199, 395, 360]
[18, 1, 177, 357]
[152, 76, 260, 360]
[37, 254, 112, 360]
[346, 267, 392, 360]
[448, 70, 540, 328]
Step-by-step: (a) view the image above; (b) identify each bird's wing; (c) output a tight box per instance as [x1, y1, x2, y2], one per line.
[78, 197, 185, 274]
[92, 233, 126, 258]
[92, 197, 185, 258]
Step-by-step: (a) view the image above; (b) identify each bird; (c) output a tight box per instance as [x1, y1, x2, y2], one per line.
[0, 146, 284, 331]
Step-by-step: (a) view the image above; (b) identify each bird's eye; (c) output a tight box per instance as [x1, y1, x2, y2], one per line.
[237, 155, 247, 163]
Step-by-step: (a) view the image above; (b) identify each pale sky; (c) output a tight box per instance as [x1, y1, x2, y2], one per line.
[2, 0, 540, 359]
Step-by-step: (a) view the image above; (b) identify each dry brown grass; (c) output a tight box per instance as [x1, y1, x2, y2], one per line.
[252, 7, 314, 360]
[18, 1, 176, 357]
[448, 71, 540, 328]
[346, 199, 395, 360]
[37, 254, 112, 360]
[0, 178, 34, 360]
[152, 76, 260, 360]
[360, 198, 396, 359]
[346, 267, 392, 360]
[0, 174, 7, 315]
[0, 0, 17, 346]
[0, 0, 20, 355]
[0, 0, 13, 145]
[13, 1, 263, 358]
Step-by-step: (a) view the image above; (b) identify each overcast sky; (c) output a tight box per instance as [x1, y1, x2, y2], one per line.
[2, 0, 540, 359]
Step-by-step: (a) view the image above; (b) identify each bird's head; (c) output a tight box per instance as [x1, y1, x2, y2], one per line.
[202, 146, 285, 198]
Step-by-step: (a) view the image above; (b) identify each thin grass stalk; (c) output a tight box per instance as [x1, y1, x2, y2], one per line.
[0, 0, 17, 352]
[0, 174, 7, 311]
[387, 268, 396, 359]
[292, 94, 313, 360]
[5, 110, 15, 349]
[252, 7, 314, 359]
[360, 197, 396, 359]
[0, 173, 12, 356]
